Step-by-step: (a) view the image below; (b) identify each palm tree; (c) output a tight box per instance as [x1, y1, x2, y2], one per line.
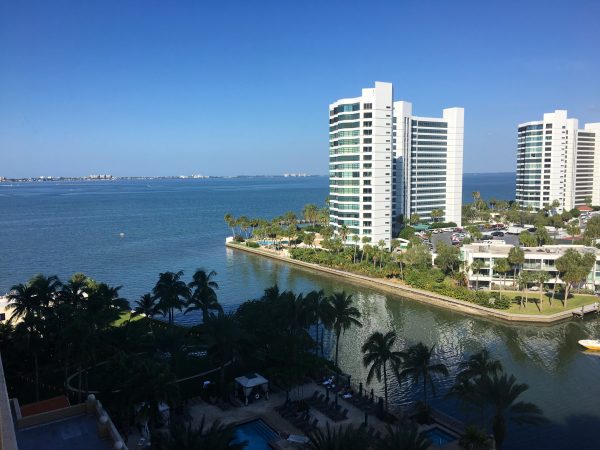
[457, 349, 502, 382]
[361, 330, 404, 411]
[185, 269, 222, 324]
[398, 342, 449, 408]
[471, 260, 484, 290]
[134, 293, 158, 318]
[507, 247, 525, 287]
[473, 373, 546, 450]
[458, 426, 493, 450]
[360, 236, 371, 262]
[339, 224, 349, 245]
[325, 292, 362, 379]
[7, 282, 40, 322]
[152, 271, 190, 326]
[516, 271, 527, 308]
[153, 417, 246, 450]
[13, 313, 44, 400]
[308, 423, 370, 450]
[379, 424, 431, 450]
[493, 259, 511, 300]
[133, 293, 158, 333]
[534, 271, 550, 311]
[202, 313, 240, 399]
[351, 234, 360, 263]
[306, 290, 328, 356]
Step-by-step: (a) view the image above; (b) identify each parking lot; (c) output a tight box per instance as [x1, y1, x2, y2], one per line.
[428, 229, 519, 252]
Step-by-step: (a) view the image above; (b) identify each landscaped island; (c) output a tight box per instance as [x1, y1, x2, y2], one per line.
[225, 203, 600, 323]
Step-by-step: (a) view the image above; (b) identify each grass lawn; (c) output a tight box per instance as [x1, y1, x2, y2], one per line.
[493, 290, 599, 315]
[112, 311, 143, 326]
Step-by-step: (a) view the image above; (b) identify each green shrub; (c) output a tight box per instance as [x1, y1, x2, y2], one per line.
[429, 222, 458, 229]
[233, 235, 245, 242]
[246, 241, 260, 248]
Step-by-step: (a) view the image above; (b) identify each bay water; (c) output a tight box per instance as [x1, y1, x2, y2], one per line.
[1, 173, 599, 449]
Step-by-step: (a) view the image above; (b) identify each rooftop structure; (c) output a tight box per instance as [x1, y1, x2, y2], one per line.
[0, 355, 127, 450]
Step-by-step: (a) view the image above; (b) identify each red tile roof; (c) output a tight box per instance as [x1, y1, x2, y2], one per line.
[20, 396, 70, 417]
[577, 205, 593, 211]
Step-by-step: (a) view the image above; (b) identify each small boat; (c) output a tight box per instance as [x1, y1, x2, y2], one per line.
[578, 340, 600, 351]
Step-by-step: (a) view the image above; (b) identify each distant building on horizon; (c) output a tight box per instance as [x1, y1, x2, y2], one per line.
[328, 82, 464, 247]
[516, 110, 600, 212]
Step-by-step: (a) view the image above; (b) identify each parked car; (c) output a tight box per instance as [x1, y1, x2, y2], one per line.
[491, 231, 505, 237]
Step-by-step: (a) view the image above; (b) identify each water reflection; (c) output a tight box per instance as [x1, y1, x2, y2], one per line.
[187, 250, 600, 448]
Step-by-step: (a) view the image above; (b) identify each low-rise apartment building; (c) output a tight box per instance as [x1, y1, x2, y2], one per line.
[460, 241, 600, 291]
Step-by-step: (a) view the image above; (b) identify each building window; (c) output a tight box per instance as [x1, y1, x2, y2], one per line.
[363, 213, 371, 218]
[364, 103, 372, 110]
[363, 121, 372, 127]
[363, 221, 372, 227]
[364, 138, 372, 144]
[363, 196, 372, 202]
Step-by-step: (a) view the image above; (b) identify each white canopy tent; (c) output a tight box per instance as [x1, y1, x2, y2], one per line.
[234, 373, 269, 405]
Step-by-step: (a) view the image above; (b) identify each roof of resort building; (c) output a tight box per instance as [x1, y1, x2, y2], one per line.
[577, 205, 593, 212]
[462, 242, 600, 258]
[17, 415, 112, 450]
[19, 396, 70, 417]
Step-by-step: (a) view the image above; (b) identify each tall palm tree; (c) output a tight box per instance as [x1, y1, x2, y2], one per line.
[134, 293, 159, 319]
[473, 373, 546, 450]
[325, 292, 362, 379]
[185, 269, 222, 324]
[379, 424, 431, 450]
[534, 271, 550, 311]
[13, 313, 44, 401]
[153, 271, 190, 326]
[133, 293, 158, 333]
[153, 417, 246, 450]
[202, 313, 240, 399]
[59, 273, 88, 307]
[308, 423, 370, 450]
[398, 342, 449, 408]
[507, 247, 525, 287]
[471, 259, 484, 290]
[493, 259, 511, 300]
[457, 349, 502, 382]
[351, 234, 360, 263]
[306, 289, 328, 356]
[361, 330, 404, 411]
[7, 282, 40, 322]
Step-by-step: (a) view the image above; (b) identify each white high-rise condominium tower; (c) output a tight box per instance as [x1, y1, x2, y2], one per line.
[516, 110, 600, 211]
[328, 82, 464, 246]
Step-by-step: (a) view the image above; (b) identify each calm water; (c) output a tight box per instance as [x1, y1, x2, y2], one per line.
[2, 175, 599, 449]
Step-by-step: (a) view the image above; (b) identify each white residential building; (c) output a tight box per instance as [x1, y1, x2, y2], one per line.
[516, 110, 600, 211]
[329, 82, 464, 246]
[460, 241, 600, 291]
[395, 102, 464, 225]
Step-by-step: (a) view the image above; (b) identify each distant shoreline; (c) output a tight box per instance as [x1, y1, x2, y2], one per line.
[226, 241, 580, 325]
[0, 172, 516, 183]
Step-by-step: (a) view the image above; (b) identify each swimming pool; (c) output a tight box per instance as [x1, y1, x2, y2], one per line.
[423, 426, 457, 446]
[232, 419, 280, 449]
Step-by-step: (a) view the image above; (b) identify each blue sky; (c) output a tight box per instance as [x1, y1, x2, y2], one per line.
[1, 0, 598, 177]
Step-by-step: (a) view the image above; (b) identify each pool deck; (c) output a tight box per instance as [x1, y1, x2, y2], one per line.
[125, 381, 462, 449]
[226, 241, 594, 325]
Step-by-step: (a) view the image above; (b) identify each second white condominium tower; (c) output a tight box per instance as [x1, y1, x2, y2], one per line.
[328, 82, 464, 246]
[516, 110, 600, 211]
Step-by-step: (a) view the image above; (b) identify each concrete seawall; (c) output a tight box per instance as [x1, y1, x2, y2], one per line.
[226, 242, 582, 325]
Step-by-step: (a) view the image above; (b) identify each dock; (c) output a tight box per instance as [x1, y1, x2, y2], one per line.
[572, 303, 600, 319]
